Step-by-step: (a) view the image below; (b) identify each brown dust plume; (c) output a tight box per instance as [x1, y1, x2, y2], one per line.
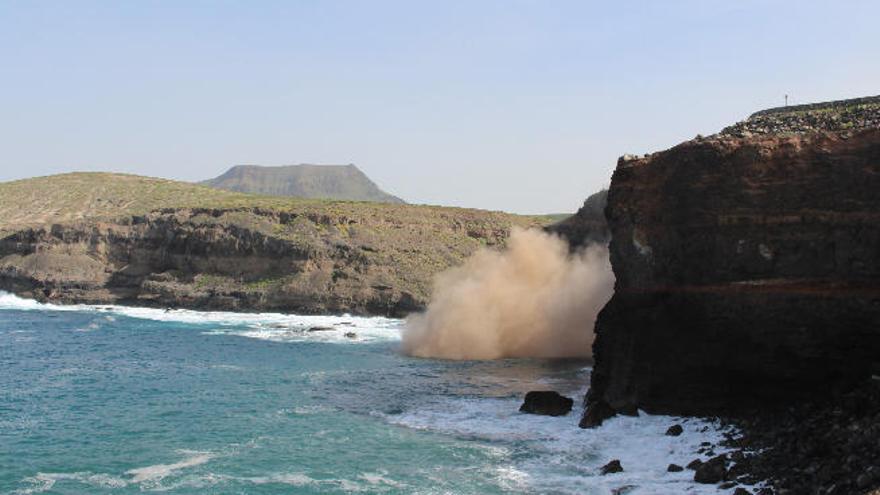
[401, 227, 614, 360]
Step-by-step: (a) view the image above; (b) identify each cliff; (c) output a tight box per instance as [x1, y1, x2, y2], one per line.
[583, 102, 880, 425]
[546, 189, 609, 247]
[201, 164, 405, 204]
[0, 173, 543, 316]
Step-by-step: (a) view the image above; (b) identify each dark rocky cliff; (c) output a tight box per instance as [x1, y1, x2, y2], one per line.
[582, 126, 880, 425]
[546, 189, 609, 248]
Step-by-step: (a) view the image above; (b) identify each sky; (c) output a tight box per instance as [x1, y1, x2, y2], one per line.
[0, 1, 878, 214]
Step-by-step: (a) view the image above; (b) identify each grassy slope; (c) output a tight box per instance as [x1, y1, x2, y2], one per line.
[0, 172, 543, 234]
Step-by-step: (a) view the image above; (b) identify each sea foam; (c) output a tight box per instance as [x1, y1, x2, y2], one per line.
[384, 388, 756, 495]
[125, 450, 214, 483]
[0, 291, 402, 344]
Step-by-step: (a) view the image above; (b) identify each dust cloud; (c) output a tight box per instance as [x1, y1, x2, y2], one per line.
[401, 228, 614, 360]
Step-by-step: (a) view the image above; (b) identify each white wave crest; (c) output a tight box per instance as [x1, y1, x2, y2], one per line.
[125, 450, 214, 483]
[14, 472, 127, 494]
[0, 291, 403, 344]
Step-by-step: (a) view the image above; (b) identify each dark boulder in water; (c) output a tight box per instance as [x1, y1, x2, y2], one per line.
[519, 391, 573, 416]
[665, 424, 684, 436]
[600, 459, 623, 475]
[667, 463, 684, 472]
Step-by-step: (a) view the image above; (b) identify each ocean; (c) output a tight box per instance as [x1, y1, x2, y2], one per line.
[0, 292, 738, 494]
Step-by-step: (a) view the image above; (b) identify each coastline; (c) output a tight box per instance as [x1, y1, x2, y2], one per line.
[1, 290, 772, 493]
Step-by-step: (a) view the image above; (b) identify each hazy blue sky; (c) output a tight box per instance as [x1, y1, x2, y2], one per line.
[1, 1, 878, 213]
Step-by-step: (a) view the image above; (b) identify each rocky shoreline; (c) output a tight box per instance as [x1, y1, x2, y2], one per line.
[721, 378, 880, 494]
[584, 377, 880, 494]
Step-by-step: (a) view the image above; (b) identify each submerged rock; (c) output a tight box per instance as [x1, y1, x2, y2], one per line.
[519, 391, 573, 417]
[610, 485, 636, 494]
[665, 424, 684, 436]
[307, 326, 334, 332]
[600, 459, 623, 475]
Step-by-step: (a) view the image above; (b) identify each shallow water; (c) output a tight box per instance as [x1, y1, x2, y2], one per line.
[0, 293, 739, 494]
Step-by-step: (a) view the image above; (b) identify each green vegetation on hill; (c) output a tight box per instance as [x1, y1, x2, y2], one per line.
[201, 164, 405, 203]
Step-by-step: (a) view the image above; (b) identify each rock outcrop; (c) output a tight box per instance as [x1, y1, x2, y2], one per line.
[546, 189, 609, 248]
[583, 123, 880, 423]
[721, 95, 880, 138]
[519, 391, 574, 416]
[0, 198, 542, 316]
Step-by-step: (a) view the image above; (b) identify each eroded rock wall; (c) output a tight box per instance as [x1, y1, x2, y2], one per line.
[0, 207, 525, 317]
[583, 129, 880, 425]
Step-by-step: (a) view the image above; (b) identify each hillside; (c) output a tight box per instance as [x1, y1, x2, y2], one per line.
[201, 164, 405, 203]
[0, 173, 546, 316]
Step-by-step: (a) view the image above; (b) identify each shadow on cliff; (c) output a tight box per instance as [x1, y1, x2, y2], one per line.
[401, 227, 614, 360]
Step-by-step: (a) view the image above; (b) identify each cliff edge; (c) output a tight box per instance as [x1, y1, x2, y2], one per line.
[583, 97, 880, 425]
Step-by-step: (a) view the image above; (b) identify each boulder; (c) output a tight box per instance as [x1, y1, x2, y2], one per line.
[519, 391, 573, 417]
[665, 424, 684, 436]
[600, 459, 623, 475]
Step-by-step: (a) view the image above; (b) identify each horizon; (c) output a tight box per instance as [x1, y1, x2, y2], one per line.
[1, 1, 878, 214]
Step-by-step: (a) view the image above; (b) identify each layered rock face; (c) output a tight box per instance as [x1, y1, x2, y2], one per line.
[0, 207, 531, 317]
[583, 128, 880, 424]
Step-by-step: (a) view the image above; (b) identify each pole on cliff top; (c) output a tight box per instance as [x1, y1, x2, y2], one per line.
[785, 94, 788, 106]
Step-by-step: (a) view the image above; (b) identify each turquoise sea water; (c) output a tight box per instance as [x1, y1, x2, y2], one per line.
[0, 293, 736, 494]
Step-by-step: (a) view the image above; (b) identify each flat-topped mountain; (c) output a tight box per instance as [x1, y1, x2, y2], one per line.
[201, 164, 405, 204]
